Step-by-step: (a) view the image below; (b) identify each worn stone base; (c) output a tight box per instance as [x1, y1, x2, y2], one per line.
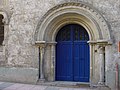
[37, 79, 45, 83]
[37, 81, 91, 88]
[0, 67, 38, 84]
[97, 86, 111, 90]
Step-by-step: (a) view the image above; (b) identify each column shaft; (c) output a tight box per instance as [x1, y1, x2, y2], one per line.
[98, 46, 105, 85]
[39, 46, 45, 80]
[51, 44, 55, 81]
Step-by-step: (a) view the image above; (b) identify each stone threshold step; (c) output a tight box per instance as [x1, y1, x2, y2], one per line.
[37, 81, 92, 88]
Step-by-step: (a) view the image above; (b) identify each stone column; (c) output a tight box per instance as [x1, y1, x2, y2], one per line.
[88, 40, 111, 90]
[98, 45, 105, 85]
[39, 46, 45, 81]
[96, 40, 111, 90]
[50, 42, 57, 81]
[46, 42, 57, 81]
[88, 41, 97, 87]
[35, 41, 46, 82]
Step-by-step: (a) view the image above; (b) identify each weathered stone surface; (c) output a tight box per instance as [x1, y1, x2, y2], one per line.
[0, 0, 120, 90]
[0, 67, 38, 84]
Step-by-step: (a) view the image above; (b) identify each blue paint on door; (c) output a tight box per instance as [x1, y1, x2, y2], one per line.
[56, 24, 90, 82]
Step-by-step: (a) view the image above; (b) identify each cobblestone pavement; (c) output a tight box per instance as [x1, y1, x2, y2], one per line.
[0, 82, 98, 90]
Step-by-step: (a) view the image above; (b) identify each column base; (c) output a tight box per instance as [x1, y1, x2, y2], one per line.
[98, 81, 105, 86]
[96, 82, 111, 90]
[37, 78, 45, 83]
[97, 86, 111, 90]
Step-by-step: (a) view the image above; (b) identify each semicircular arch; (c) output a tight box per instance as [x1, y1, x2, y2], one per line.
[35, 2, 112, 42]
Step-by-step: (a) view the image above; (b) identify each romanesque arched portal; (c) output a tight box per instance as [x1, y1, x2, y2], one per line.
[35, 2, 112, 86]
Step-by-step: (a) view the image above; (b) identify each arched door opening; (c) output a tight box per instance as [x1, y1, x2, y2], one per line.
[55, 24, 90, 82]
[35, 2, 112, 86]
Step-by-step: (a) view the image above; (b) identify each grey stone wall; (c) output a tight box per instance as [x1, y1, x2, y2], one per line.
[8, 0, 120, 67]
[0, 0, 120, 89]
[0, 0, 9, 66]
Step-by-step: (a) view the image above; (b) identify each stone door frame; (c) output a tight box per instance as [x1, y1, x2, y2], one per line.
[35, 2, 112, 86]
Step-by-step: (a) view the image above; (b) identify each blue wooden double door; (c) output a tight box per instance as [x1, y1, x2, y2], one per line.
[56, 24, 90, 82]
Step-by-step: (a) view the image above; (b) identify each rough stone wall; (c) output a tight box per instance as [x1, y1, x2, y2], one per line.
[93, 0, 120, 89]
[0, 0, 120, 89]
[0, 0, 8, 66]
[8, 0, 120, 68]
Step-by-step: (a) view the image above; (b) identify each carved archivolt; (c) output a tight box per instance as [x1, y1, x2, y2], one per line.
[35, 2, 112, 42]
[34, 2, 112, 84]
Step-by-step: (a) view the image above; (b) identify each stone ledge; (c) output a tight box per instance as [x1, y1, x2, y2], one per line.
[88, 40, 112, 45]
[35, 41, 57, 46]
[35, 41, 46, 46]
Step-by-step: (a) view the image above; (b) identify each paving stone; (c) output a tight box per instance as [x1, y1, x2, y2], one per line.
[0, 82, 4, 85]
[3, 84, 25, 90]
[59, 88, 73, 90]
[0, 82, 99, 90]
[0, 82, 14, 90]
[45, 86, 60, 90]
[16, 84, 35, 90]
[31, 85, 47, 90]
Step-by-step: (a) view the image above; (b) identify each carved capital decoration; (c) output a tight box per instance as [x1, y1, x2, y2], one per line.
[35, 41, 46, 47]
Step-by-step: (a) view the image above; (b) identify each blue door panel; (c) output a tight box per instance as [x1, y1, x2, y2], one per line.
[73, 43, 80, 81]
[56, 42, 73, 81]
[73, 42, 89, 82]
[56, 24, 90, 82]
[84, 43, 90, 80]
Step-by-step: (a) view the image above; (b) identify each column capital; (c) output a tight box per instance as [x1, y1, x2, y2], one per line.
[47, 41, 57, 45]
[98, 46, 105, 54]
[35, 41, 46, 47]
[35, 41, 57, 46]
[87, 40, 97, 45]
[97, 40, 109, 47]
[88, 40, 112, 46]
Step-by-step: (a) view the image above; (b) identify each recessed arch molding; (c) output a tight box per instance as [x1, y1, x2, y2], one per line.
[35, 2, 112, 43]
[34, 2, 112, 88]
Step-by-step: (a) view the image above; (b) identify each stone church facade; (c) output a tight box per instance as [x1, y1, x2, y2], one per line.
[0, 0, 120, 89]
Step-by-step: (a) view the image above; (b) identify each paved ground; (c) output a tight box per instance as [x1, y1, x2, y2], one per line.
[0, 81, 97, 90]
